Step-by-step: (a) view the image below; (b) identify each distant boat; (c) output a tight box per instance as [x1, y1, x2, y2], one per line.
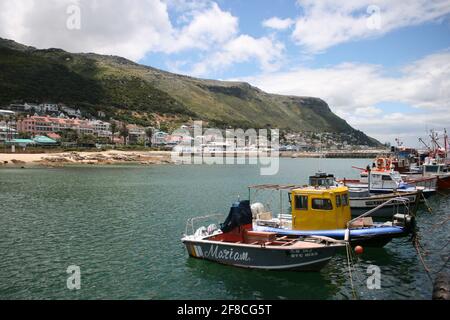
[182, 201, 343, 271]
[347, 189, 420, 218]
[404, 159, 450, 190]
[338, 166, 436, 197]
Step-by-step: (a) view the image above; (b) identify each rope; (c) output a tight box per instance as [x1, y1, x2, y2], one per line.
[421, 193, 433, 214]
[345, 243, 358, 300]
[413, 234, 434, 283]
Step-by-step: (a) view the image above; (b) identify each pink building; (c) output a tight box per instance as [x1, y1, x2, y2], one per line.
[17, 116, 95, 136]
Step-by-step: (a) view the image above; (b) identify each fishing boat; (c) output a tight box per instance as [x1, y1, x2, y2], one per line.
[402, 130, 450, 190]
[347, 189, 420, 218]
[249, 184, 415, 247]
[182, 201, 344, 271]
[404, 158, 450, 190]
[308, 172, 421, 218]
[339, 165, 436, 196]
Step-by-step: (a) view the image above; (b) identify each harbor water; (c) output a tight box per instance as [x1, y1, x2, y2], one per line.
[0, 158, 448, 299]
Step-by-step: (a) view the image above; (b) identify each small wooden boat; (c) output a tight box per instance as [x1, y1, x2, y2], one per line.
[182, 201, 344, 271]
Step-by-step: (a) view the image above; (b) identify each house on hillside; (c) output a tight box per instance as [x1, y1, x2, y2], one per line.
[0, 124, 17, 142]
[127, 124, 146, 145]
[9, 104, 27, 112]
[41, 103, 59, 113]
[152, 131, 168, 145]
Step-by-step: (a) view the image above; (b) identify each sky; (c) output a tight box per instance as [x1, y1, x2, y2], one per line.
[0, 0, 449, 146]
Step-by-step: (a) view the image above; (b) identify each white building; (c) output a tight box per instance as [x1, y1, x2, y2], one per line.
[41, 103, 59, 113]
[24, 103, 40, 111]
[153, 131, 168, 145]
[0, 125, 17, 142]
[0, 110, 15, 117]
[91, 120, 112, 138]
[60, 105, 80, 117]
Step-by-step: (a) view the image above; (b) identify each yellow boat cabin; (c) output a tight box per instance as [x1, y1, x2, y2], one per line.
[249, 184, 352, 231]
[290, 186, 351, 231]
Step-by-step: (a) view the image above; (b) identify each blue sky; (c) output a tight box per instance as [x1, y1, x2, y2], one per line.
[0, 0, 449, 146]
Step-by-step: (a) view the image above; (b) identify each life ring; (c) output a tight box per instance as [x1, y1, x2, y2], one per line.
[385, 159, 391, 170]
[377, 158, 384, 169]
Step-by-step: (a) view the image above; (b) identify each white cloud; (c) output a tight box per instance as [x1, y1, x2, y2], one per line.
[0, 0, 278, 75]
[354, 106, 383, 117]
[292, 0, 450, 53]
[165, 2, 238, 53]
[262, 17, 294, 30]
[0, 0, 173, 61]
[236, 50, 450, 145]
[190, 35, 285, 76]
[0, 0, 240, 61]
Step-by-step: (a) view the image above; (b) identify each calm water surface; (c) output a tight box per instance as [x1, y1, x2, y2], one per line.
[0, 158, 448, 299]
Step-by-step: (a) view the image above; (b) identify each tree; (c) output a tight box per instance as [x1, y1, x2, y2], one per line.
[110, 122, 117, 144]
[145, 127, 153, 147]
[17, 131, 32, 139]
[119, 124, 129, 145]
[58, 129, 79, 142]
[78, 134, 96, 146]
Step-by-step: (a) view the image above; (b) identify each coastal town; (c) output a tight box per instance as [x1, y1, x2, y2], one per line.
[0, 102, 385, 154]
[1, 1, 449, 304]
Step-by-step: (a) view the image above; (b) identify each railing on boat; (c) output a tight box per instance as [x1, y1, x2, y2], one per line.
[185, 214, 224, 236]
[347, 196, 412, 228]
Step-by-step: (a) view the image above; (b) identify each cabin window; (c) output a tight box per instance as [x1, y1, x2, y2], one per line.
[312, 198, 333, 210]
[426, 166, 439, 173]
[382, 175, 392, 181]
[336, 195, 341, 207]
[294, 195, 308, 210]
[341, 194, 349, 206]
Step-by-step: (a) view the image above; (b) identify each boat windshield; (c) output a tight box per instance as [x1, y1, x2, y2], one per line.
[310, 177, 338, 187]
[390, 172, 403, 184]
[424, 165, 440, 173]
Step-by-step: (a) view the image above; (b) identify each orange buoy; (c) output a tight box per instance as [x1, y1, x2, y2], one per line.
[355, 246, 364, 255]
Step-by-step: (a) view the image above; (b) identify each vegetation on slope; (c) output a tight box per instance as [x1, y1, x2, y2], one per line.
[0, 38, 380, 146]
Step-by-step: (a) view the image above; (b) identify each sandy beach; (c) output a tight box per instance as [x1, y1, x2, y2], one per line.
[0, 150, 174, 167]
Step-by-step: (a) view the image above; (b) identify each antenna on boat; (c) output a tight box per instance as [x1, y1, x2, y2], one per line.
[444, 129, 449, 162]
[317, 132, 323, 174]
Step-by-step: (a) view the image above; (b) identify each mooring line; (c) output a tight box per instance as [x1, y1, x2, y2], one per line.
[346, 243, 358, 300]
[413, 236, 434, 282]
[421, 193, 433, 214]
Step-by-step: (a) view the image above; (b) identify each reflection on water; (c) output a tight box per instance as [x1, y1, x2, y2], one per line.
[185, 258, 338, 300]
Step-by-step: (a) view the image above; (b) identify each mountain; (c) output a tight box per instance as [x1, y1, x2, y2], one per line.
[0, 38, 380, 146]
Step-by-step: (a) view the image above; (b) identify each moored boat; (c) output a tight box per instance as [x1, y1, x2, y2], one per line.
[348, 189, 420, 218]
[404, 160, 450, 190]
[309, 172, 422, 218]
[249, 184, 415, 247]
[182, 201, 344, 271]
[339, 166, 436, 197]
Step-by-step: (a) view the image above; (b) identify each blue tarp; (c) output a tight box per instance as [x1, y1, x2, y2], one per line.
[33, 136, 58, 145]
[5, 139, 35, 146]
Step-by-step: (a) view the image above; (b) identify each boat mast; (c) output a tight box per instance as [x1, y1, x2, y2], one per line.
[444, 129, 448, 163]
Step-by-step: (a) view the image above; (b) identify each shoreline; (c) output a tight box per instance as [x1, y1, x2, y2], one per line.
[0, 150, 174, 168]
[0, 150, 380, 168]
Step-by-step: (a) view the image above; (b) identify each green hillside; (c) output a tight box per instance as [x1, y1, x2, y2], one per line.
[0, 38, 380, 146]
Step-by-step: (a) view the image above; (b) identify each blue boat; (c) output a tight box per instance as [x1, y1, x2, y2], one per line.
[253, 225, 409, 248]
